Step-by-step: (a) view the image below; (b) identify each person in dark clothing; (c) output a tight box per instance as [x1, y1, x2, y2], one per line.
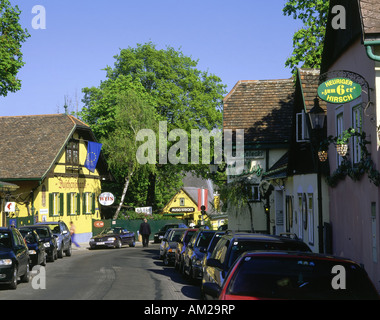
[139, 218, 151, 247]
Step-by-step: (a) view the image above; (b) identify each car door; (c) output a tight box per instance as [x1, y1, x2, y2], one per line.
[61, 223, 70, 249]
[12, 229, 28, 275]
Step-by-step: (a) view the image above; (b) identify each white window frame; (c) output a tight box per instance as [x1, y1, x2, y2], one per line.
[307, 193, 314, 245]
[296, 110, 310, 142]
[352, 104, 362, 164]
[336, 111, 344, 166]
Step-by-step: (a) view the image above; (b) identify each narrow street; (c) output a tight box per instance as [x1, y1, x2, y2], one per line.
[0, 243, 201, 300]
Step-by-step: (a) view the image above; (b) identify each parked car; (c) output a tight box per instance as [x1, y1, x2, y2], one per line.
[154, 223, 188, 243]
[20, 225, 57, 262]
[0, 227, 30, 289]
[89, 227, 135, 249]
[174, 228, 198, 271]
[37, 221, 72, 258]
[202, 251, 380, 300]
[183, 229, 216, 281]
[19, 227, 47, 267]
[159, 228, 173, 258]
[160, 228, 187, 266]
[201, 231, 225, 272]
[201, 232, 312, 299]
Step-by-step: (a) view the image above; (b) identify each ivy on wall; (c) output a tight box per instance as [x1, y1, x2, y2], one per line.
[321, 128, 380, 187]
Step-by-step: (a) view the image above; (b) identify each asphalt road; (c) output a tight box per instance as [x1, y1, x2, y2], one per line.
[0, 243, 201, 300]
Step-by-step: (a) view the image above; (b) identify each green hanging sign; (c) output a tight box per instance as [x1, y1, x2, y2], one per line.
[318, 78, 362, 104]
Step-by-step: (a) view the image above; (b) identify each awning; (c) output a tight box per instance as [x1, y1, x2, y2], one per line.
[0, 181, 19, 192]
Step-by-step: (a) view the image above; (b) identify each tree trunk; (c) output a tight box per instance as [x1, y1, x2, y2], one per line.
[113, 173, 133, 220]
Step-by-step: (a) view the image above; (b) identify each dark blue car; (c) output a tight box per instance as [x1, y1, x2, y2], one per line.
[19, 227, 47, 267]
[0, 227, 30, 289]
[89, 227, 135, 249]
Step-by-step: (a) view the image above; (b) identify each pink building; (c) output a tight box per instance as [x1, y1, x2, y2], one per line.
[322, 0, 380, 291]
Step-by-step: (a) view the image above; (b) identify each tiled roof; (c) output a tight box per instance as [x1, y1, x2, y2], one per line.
[298, 69, 327, 112]
[0, 114, 89, 180]
[223, 79, 294, 145]
[359, 0, 380, 36]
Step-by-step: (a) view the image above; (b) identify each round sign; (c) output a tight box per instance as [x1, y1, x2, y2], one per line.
[94, 221, 104, 228]
[98, 192, 115, 206]
[318, 78, 362, 104]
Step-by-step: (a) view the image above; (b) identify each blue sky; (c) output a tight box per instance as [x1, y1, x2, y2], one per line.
[0, 0, 302, 116]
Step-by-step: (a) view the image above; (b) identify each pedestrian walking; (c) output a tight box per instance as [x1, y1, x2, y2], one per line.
[70, 221, 80, 248]
[139, 218, 151, 247]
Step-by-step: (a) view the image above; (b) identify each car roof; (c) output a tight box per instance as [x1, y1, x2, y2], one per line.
[0, 227, 13, 231]
[223, 232, 302, 242]
[239, 250, 356, 263]
[20, 225, 50, 229]
[36, 222, 61, 225]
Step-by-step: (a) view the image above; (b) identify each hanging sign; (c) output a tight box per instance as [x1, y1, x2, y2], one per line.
[98, 192, 114, 206]
[318, 78, 362, 104]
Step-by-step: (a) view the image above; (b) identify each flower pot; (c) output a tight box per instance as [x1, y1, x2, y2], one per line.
[336, 144, 348, 157]
[318, 150, 328, 162]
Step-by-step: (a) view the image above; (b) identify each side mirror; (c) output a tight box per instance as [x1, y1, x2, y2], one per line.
[202, 282, 221, 299]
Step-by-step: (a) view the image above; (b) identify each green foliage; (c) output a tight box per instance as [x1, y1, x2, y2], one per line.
[283, 0, 329, 74]
[0, 0, 30, 96]
[105, 42, 226, 132]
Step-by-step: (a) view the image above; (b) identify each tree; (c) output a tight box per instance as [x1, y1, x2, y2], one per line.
[283, 0, 330, 74]
[82, 42, 226, 212]
[0, 0, 30, 97]
[100, 89, 157, 220]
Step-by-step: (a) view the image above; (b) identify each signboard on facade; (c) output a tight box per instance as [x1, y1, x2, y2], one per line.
[98, 192, 114, 206]
[318, 78, 362, 104]
[135, 206, 152, 215]
[169, 207, 195, 213]
[94, 220, 104, 228]
[4, 202, 15, 212]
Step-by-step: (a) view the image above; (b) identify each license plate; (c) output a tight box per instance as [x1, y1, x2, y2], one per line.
[96, 242, 105, 245]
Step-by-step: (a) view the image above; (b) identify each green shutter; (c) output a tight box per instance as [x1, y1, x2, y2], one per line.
[49, 193, 54, 217]
[91, 193, 96, 214]
[59, 193, 64, 216]
[76, 193, 81, 215]
[67, 193, 71, 215]
[82, 193, 87, 214]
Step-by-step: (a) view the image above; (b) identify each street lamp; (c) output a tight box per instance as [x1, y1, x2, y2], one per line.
[308, 97, 326, 254]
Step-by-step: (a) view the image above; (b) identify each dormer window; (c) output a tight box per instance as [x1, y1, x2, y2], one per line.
[66, 140, 79, 165]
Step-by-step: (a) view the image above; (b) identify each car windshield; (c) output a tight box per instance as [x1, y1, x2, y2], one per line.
[43, 224, 60, 233]
[184, 231, 196, 244]
[0, 231, 12, 248]
[34, 227, 51, 238]
[227, 256, 379, 300]
[168, 230, 185, 242]
[207, 233, 224, 253]
[228, 240, 311, 268]
[195, 232, 215, 248]
[101, 228, 125, 235]
[19, 230, 37, 243]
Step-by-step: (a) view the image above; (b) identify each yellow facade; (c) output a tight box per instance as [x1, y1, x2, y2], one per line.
[162, 189, 209, 227]
[0, 117, 106, 243]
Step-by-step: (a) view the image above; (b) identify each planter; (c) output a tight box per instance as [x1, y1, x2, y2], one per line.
[336, 144, 348, 157]
[318, 150, 328, 162]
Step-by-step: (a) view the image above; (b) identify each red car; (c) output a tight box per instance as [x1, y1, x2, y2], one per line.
[202, 251, 380, 300]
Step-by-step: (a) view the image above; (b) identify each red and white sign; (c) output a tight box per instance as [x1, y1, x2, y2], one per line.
[94, 221, 104, 228]
[98, 192, 114, 206]
[198, 189, 208, 211]
[5, 202, 15, 212]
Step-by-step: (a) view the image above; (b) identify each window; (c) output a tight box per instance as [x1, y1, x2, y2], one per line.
[307, 194, 314, 245]
[180, 198, 185, 206]
[66, 140, 79, 165]
[67, 193, 80, 215]
[336, 112, 344, 166]
[296, 111, 310, 142]
[352, 105, 362, 164]
[49, 193, 64, 217]
[82, 192, 96, 215]
[249, 185, 260, 202]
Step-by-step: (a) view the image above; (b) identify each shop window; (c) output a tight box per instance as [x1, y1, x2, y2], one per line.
[82, 192, 96, 215]
[67, 193, 80, 216]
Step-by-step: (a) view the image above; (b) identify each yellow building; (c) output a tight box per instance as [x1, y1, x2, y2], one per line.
[0, 114, 111, 242]
[161, 187, 226, 229]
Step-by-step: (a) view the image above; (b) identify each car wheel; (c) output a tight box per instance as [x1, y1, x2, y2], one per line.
[20, 263, 30, 283]
[115, 239, 122, 249]
[57, 243, 64, 258]
[9, 266, 18, 290]
[65, 243, 72, 256]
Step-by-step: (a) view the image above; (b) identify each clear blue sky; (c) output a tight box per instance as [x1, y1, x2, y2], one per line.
[0, 0, 302, 116]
